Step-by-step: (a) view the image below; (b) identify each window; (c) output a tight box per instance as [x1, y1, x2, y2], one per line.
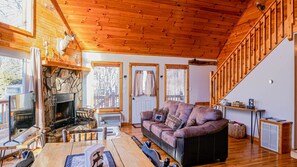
[92, 62, 123, 111]
[133, 70, 156, 97]
[0, 0, 35, 35]
[0, 55, 24, 127]
[164, 64, 189, 103]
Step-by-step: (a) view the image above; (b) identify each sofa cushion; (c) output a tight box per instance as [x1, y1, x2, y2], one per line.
[161, 131, 177, 148]
[186, 106, 222, 126]
[175, 102, 194, 124]
[152, 107, 169, 123]
[140, 111, 153, 121]
[151, 123, 172, 138]
[165, 114, 184, 130]
[163, 100, 180, 115]
[143, 120, 158, 131]
[174, 119, 228, 138]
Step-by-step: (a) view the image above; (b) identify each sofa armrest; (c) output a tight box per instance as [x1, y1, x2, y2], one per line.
[140, 111, 153, 120]
[174, 119, 228, 138]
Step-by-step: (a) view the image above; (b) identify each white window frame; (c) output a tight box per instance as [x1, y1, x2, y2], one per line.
[91, 61, 123, 112]
[164, 64, 189, 103]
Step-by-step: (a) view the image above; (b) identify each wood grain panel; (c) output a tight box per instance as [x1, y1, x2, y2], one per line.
[0, 0, 81, 61]
[217, 0, 274, 66]
[56, 0, 250, 59]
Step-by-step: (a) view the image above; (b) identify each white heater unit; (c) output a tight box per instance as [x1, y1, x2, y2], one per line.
[261, 122, 279, 152]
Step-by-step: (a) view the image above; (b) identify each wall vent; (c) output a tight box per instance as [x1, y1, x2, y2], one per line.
[261, 122, 279, 152]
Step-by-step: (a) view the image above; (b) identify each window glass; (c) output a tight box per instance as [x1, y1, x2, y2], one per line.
[0, 55, 24, 127]
[0, 0, 33, 33]
[93, 66, 120, 109]
[166, 69, 186, 102]
[0, 56, 23, 100]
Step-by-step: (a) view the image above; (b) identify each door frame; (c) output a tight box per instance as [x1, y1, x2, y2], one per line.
[129, 63, 159, 124]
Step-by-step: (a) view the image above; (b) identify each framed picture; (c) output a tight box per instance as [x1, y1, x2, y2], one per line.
[0, 0, 35, 36]
[248, 99, 255, 108]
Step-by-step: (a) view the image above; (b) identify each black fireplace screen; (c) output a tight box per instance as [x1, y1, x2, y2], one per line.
[52, 93, 76, 129]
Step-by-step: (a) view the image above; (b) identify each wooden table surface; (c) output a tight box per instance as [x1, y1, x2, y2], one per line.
[32, 133, 153, 167]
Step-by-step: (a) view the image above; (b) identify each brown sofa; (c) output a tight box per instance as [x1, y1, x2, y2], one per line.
[141, 101, 228, 166]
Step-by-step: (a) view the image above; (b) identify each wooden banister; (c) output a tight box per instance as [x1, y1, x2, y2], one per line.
[210, 0, 295, 106]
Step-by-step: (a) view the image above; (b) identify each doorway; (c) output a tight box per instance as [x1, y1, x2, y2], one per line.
[129, 63, 159, 124]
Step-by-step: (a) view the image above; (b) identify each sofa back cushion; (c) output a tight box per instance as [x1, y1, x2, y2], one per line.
[165, 113, 184, 130]
[175, 102, 194, 124]
[163, 100, 180, 115]
[152, 107, 169, 123]
[186, 106, 222, 126]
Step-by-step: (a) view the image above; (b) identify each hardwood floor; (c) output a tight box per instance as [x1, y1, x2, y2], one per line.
[121, 125, 297, 167]
[3, 125, 297, 167]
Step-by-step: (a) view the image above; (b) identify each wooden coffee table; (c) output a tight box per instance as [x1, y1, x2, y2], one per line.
[32, 132, 153, 167]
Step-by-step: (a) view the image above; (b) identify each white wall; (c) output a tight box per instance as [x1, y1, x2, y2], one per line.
[223, 37, 294, 142]
[189, 66, 216, 103]
[82, 52, 216, 122]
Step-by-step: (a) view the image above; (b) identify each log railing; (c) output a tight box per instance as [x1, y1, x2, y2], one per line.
[210, 0, 295, 107]
[0, 100, 9, 129]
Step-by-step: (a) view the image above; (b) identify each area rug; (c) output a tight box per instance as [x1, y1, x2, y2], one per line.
[64, 151, 115, 167]
[132, 123, 141, 128]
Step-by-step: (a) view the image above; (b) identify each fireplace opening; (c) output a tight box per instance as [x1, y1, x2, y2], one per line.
[52, 93, 76, 129]
[56, 101, 73, 122]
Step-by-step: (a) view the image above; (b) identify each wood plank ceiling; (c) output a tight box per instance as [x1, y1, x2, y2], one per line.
[56, 0, 250, 59]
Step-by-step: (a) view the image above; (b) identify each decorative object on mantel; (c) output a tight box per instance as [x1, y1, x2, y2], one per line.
[43, 37, 50, 57]
[221, 99, 231, 106]
[247, 99, 255, 109]
[56, 31, 76, 56]
[188, 59, 217, 66]
[232, 101, 245, 108]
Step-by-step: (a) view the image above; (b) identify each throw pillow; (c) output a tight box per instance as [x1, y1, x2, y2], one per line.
[163, 100, 180, 115]
[175, 102, 194, 124]
[165, 113, 184, 130]
[195, 106, 223, 125]
[186, 119, 196, 127]
[152, 107, 169, 123]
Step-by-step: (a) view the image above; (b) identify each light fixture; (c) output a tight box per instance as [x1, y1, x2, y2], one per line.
[256, 1, 265, 11]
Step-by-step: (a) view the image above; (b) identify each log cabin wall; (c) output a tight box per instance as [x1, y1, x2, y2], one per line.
[0, 0, 81, 60]
[56, 0, 249, 59]
[217, 0, 274, 66]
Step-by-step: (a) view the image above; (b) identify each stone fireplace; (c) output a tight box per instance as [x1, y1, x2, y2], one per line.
[42, 67, 82, 129]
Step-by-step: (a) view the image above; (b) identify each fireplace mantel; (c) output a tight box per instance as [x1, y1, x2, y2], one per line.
[42, 58, 90, 74]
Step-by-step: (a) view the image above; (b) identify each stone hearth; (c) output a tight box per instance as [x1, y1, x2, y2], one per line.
[42, 67, 82, 128]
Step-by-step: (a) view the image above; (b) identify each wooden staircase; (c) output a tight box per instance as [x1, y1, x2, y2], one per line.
[210, 0, 295, 107]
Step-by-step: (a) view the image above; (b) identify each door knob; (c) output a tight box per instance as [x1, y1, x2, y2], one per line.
[132, 97, 135, 100]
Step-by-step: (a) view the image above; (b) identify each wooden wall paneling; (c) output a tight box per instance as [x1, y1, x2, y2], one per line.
[210, 0, 296, 106]
[217, 0, 275, 66]
[56, 0, 250, 59]
[0, 0, 81, 60]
